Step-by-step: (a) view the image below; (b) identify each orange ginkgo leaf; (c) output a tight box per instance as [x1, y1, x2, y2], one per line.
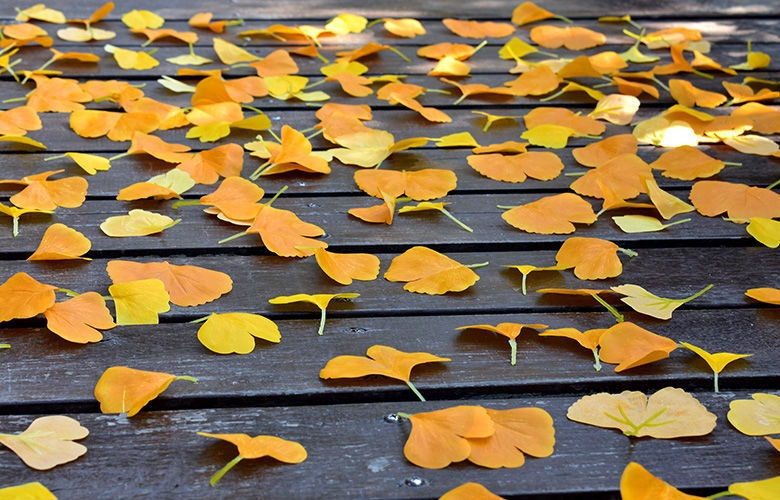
[440, 482, 506, 500]
[466, 407, 555, 468]
[524, 107, 606, 137]
[689, 180, 780, 220]
[269, 293, 359, 336]
[722, 81, 780, 104]
[27, 223, 90, 261]
[388, 93, 452, 123]
[511, 2, 563, 25]
[0, 416, 88, 471]
[383, 18, 426, 38]
[440, 78, 515, 104]
[472, 141, 528, 154]
[314, 248, 380, 285]
[649, 146, 725, 181]
[598, 322, 678, 372]
[612, 76, 660, 99]
[320, 345, 450, 401]
[727, 393, 780, 436]
[731, 102, 780, 134]
[0, 272, 57, 323]
[43, 292, 115, 343]
[570, 154, 651, 200]
[442, 19, 514, 39]
[325, 72, 373, 97]
[94, 366, 197, 417]
[0, 170, 87, 211]
[243, 205, 327, 258]
[669, 79, 726, 108]
[0, 106, 41, 136]
[247, 126, 329, 179]
[348, 189, 396, 225]
[354, 169, 457, 201]
[417, 42, 477, 61]
[539, 327, 608, 371]
[399, 406, 494, 469]
[745, 287, 780, 305]
[572, 134, 638, 168]
[100, 209, 180, 237]
[126, 132, 193, 163]
[384, 246, 483, 295]
[197, 433, 306, 485]
[25, 76, 91, 112]
[455, 323, 548, 365]
[503, 65, 562, 97]
[620, 462, 707, 500]
[467, 152, 564, 183]
[189, 12, 240, 33]
[522, 125, 586, 149]
[530, 26, 606, 50]
[175, 143, 244, 185]
[555, 237, 634, 280]
[501, 193, 596, 234]
[107, 260, 232, 307]
[69, 109, 160, 142]
[567, 387, 716, 438]
[199, 176, 264, 221]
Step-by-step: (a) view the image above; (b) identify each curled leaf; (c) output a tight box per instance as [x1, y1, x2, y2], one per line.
[95, 366, 196, 417]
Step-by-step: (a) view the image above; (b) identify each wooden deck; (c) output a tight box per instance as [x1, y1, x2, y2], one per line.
[0, 0, 778, 498]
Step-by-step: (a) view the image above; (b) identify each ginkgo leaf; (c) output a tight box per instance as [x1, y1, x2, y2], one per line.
[611, 284, 712, 320]
[400, 406, 494, 469]
[524, 107, 605, 136]
[320, 345, 449, 401]
[723, 82, 780, 105]
[731, 102, 780, 134]
[314, 248, 380, 285]
[384, 18, 426, 38]
[0, 170, 88, 211]
[612, 215, 690, 233]
[0, 135, 46, 149]
[100, 209, 180, 237]
[196, 313, 280, 354]
[521, 124, 579, 149]
[555, 237, 631, 280]
[530, 25, 606, 50]
[466, 407, 555, 468]
[27, 223, 90, 261]
[0, 203, 53, 238]
[572, 134, 638, 168]
[440, 482, 505, 500]
[0, 272, 57, 323]
[505, 65, 562, 96]
[620, 462, 705, 500]
[689, 181, 780, 220]
[539, 327, 607, 371]
[679, 342, 752, 392]
[95, 366, 196, 417]
[384, 246, 482, 295]
[472, 141, 528, 154]
[649, 146, 725, 180]
[121, 10, 164, 29]
[669, 79, 726, 108]
[197, 433, 306, 485]
[727, 393, 780, 436]
[269, 293, 359, 335]
[43, 293, 115, 343]
[455, 323, 547, 365]
[348, 189, 396, 225]
[117, 169, 194, 201]
[199, 176, 263, 221]
[0, 416, 87, 470]
[354, 169, 457, 200]
[723, 134, 779, 156]
[213, 37, 257, 65]
[570, 153, 651, 200]
[63, 152, 112, 175]
[442, 18, 514, 38]
[598, 322, 678, 371]
[15, 4, 66, 23]
[107, 260, 231, 307]
[746, 217, 780, 248]
[127, 132, 193, 163]
[589, 94, 640, 125]
[104, 44, 159, 70]
[511, 2, 558, 25]
[502, 193, 596, 234]
[175, 144, 244, 185]
[468, 151, 564, 183]
[745, 287, 780, 305]
[245, 205, 327, 258]
[0, 482, 58, 499]
[108, 279, 170, 325]
[504, 264, 568, 295]
[729, 476, 780, 500]
[567, 387, 716, 438]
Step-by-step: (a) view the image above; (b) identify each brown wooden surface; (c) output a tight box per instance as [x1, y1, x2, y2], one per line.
[0, 0, 778, 498]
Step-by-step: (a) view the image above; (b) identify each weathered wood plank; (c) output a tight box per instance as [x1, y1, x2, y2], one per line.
[0, 309, 776, 409]
[0, 392, 776, 499]
[0, 248, 773, 321]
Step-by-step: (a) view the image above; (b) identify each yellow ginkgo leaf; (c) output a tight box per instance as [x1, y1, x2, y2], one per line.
[723, 135, 779, 156]
[729, 476, 780, 500]
[213, 38, 258, 65]
[679, 342, 752, 392]
[196, 313, 280, 354]
[108, 279, 170, 325]
[122, 10, 165, 29]
[727, 393, 780, 436]
[16, 4, 66, 23]
[612, 215, 690, 233]
[0, 135, 47, 149]
[521, 124, 579, 149]
[433, 132, 480, 148]
[64, 152, 111, 175]
[504, 264, 568, 295]
[325, 13, 367, 34]
[166, 53, 213, 66]
[269, 293, 360, 335]
[104, 44, 159, 70]
[100, 209, 180, 237]
[0, 482, 57, 499]
[642, 176, 695, 220]
[611, 283, 713, 320]
[746, 217, 780, 248]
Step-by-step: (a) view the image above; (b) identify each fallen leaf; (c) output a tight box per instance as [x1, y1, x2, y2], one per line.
[121, 10, 164, 29]
[0, 170, 87, 211]
[468, 151, 564, 183]
[729, 476, 780, 500]
[689, 181, 780, 220]
[649, 146, 725, 180]
[570, 153, 651, 200]
[723, 134, 779, 156]
[746, 217, 780, 248]
[28, 223, 90, 260]
[572, 134, 638, 168]
[455, 323, 547, 365]
[95, 366, 196, 417]
[108, 279, 170, 325]
[567, 387, 716, 437]
[727, 393, 780, 436]
[354, 168, 457, 200]
[384, 246, 482, 295]
[384, 18, 426, 38]
[440, 482, 505, 500]
[669, 79, 726, 108]
[598, 322, 678, 371]
[245, 205, 327, 258]
[197, 313, 280, 354]
[504, 264, 568, 295]
[620, 462, 705, 500]
[268, 293, 359, 335]
[530, 25, 606, 50]
[44, 293, 115, 343]
[0, 272, 57, 322]
[100, 209, 180, 237]
[612, 215, 689, 233]
[502, 193, 596, 234]
[0, 416, 87, 470]
[442, 19, 514, 38]
[466, 407, 554, 468]
[679, 342, 752, 392]
[539, 327, 607, 371]
[745, 287, 780, 305]
[555, 237, 629, 280]
[314, 248, 380, 285]
[0, 482, 58, 499]
[611, 284, 712, 320]
[589, 94, 640, 125]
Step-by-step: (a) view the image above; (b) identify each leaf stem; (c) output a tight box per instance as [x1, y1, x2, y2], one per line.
[564, 171, 587, 177]
[56, 287, 80, 297]
[12, 217, 19, 237]
[162, 219, 182, 231]
[249, 160, 273, 180]
[470, 40, 488, 57]
[44, 153, 67, 162]
[617, 247, 638, 257]
[189, 315, 211, 324]
[405, 381, 426, 401]
[766, 178, 780, 190]
[663, 217, 690, 229]
[242, 104, 264, 114]
[554, 14, 573, 24]
[267, 129, 282, 142]
[465, 261, 489, 268]
[496, 205, 518, 209]
[509, 338, 518, 366]
[218, 231, 248, 244]
[1, 96, 27, 103]
[305, 129, 323, 141]
[171, 200, 202, 209]
[721, 161, 742, 166]
[109, 152, 130, 161]
[651, 76, 670, 92]
[265, 185, 288, 207]
[592, 348, 602, 371]
[592, 294, 624, 323]
[681, 284, 713, 304]
[0, 344, 9, 349]
[538, 49, 559, 58]
[396, 412, 413, 419]
[387, 46, 410, 62]
[691, 68, 714, 80]
[714, 371, 719, 393]
[521, 274, 528, 295]
[317, 308, 327, 336]
[538, 88, 566, 102]
[210, 454, 243, 486]
[439, 208, 472, 232]
[706, 491, 731, 499]
[175, 375, 198, 383]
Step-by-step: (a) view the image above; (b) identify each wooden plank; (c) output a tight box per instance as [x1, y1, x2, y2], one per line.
[0, 248, 773, 320]
[0, 392, 776, 498]
[1, 309, 776, 408]
[0, 146, 764, 199]
[27, 0, 780, 20]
